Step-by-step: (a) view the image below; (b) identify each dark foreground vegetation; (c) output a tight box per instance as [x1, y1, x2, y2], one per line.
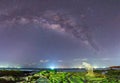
[0, 69, 120, 83]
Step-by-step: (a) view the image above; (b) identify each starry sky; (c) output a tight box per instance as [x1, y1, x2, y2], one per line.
[0, 0, 120, 68]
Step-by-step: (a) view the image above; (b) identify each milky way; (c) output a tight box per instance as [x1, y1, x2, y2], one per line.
[0, 9, 99, 52]
[0, 0, 120, 68]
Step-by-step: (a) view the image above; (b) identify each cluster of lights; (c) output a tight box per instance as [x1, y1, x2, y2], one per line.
[0, 64, 21, 68]
[0, 65, 9, 68]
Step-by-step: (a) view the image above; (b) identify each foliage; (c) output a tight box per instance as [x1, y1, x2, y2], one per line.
[0, 69, 120, 83]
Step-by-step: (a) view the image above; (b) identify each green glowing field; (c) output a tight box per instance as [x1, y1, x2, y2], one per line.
[0, 69, 119, 83]
[30, 70, 120, 83]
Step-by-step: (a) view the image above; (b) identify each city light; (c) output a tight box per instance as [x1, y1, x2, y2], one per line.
[50, 66, 55, 70]
[93, 66, 99, 69]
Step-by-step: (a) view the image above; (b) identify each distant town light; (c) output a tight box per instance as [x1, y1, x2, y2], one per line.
[50, 66, 55, 70]
[78, 66, 83, 69]
[93, 66, 99, 69]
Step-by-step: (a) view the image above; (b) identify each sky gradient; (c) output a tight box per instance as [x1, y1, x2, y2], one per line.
[0, 0, 120, 68]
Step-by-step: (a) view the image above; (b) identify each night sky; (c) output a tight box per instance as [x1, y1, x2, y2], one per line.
[0, 0, 120, 68]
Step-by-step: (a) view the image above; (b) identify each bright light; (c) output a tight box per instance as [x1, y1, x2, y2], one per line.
[93, 66, 99, 69]
[0, 64, 9, 68]
[0, 63, 21, 68]
[78, 66, 83, 69]
[101, 66, 106, 68]
[50, 66, 55, 70]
